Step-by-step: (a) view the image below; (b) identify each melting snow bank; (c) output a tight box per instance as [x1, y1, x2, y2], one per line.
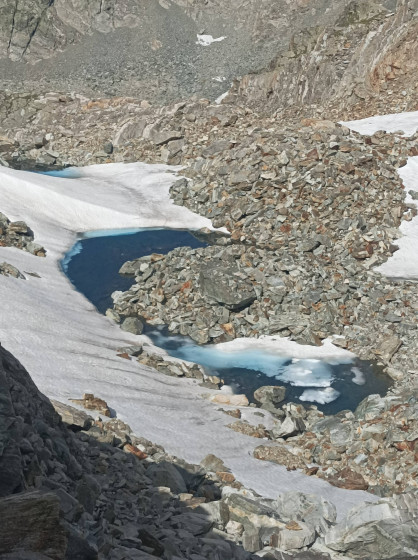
[341, 112, 418, 280]
[0, 162, 376, 518]
[340, 110, 418, 137]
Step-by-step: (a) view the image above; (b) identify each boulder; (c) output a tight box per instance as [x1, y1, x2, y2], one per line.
[374, 335, 402, 363]
[120, 317, 144, 335]
[270, 521, 315, 550]
[146, 462, 187, 494]
[325, 467, 369, 491]
[271, 416, 305, 439]
[253, 386, 286, 414]
[254, 445, 307, 470]
[199, 261, 256, 311]
[224, 493, 285, 551]
[0, 492, 67, 558]
[195, 501, 230, 529]
[51, 401, 93, 431]
[355, 394, 387, 421]
[210, 393, 249, 407]
[274, 492, 337, 536]
[200, 454, 229, 473]
[325, 491, 418, 559]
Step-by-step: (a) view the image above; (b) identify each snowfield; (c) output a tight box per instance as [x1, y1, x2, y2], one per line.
[0, 161, 375, 518]
[341, 111, 418, 280]
[341, 110, 418, 138]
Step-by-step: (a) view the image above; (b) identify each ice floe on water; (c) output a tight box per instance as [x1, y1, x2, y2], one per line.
[300, 388, 341, 405]
[351, 367, 366, 386]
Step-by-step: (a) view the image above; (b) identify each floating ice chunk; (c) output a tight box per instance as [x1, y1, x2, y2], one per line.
[174, 344, 289, 377]
[196, 34, 227, 46]
[215, 335, 354, 362]
[300, 387, 340, 405]
[351, 367, 366, 386]
[278, 360, 334, 387]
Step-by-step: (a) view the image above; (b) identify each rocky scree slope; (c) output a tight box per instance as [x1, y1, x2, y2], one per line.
[1, 0, 416, 112]
[0, 0, 359, 103]
[3, 342, 418, 559]
[227, 0, 418, 118]
[1, 92, 416, 498]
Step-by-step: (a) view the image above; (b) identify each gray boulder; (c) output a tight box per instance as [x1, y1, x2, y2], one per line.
[253, 386, 286, 414]
[200, 454, 229, 473]
[51, 401, 93, 431]
[146, 462, 187, 494]
[0, 492, 67, 558]
[199, 261, 256, 311]
[275, 491, 337, 536]
[121, 317, 144, 335]
[324, 491, 418, 559]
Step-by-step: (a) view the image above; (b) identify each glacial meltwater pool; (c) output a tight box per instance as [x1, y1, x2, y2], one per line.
[64, 228, 391, 414]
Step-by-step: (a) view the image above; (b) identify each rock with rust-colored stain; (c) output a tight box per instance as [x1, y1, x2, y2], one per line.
[70, 393, 111, 417]
[326, 467, 369, 491]
[124, 444, 148, 460]
[216, 471, 235, 484]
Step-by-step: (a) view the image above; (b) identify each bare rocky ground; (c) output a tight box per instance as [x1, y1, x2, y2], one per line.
[1, 0, 418, 558]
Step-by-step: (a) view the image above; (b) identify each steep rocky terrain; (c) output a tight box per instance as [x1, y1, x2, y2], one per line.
[1, 0, 418, 557]
[0, 0, 416, 110]
[1, 340, 417, 559]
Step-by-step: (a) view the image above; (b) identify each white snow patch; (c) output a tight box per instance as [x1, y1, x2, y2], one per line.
[0, 162, 375, 517]
[215, 91, 229, 105]
[376, 156, 418, 279]
[196, 34, 226, 46]
[213, 76, 227, 83]
[342, 112, 418, 279]
[340, 111, 418, 137]
[300, 387, 341, 405]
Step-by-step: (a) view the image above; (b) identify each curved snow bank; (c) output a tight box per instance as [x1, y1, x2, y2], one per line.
[341, 112, 418, 280]
[376, 156, 418, 279]
[340, 111, 418, 137]
[0, 162, 375, 517]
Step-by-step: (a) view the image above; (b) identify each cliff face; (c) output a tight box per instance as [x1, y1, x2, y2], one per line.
[0, 0, 349, 63]
[229, 0, 418, 116]
[4, 0, 413, 108]
[0, 342, 64, 497]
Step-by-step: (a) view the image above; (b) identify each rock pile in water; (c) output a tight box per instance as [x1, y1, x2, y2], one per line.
[109, 119, 417, 383]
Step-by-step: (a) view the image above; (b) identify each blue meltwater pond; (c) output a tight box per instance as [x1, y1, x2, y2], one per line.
[63, 228, 392, 414]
